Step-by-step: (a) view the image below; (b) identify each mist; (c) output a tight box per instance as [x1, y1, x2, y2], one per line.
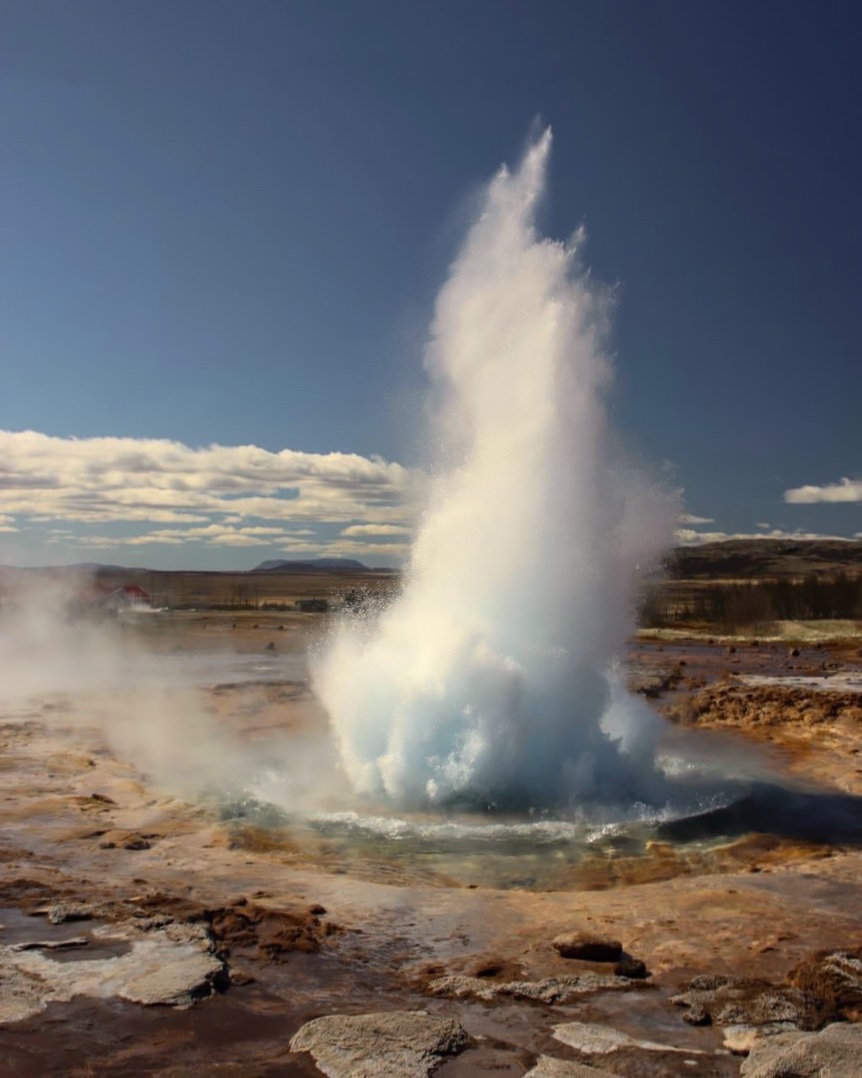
[0, 573, 259, 797]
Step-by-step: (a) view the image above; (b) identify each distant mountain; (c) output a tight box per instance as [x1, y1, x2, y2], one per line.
[251, 557, 370, 573]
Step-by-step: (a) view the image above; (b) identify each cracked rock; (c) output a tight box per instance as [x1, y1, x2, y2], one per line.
[0, 921, 227, 1022]
[289, 1011, 471, 1078]
[671, 974, 824, 1030]
[428, 972, 636, 1004]
[740, 1022, 862, 1078]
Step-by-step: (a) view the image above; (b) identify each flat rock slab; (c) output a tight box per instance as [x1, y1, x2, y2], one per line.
[429, 973, 635, 1003]
[525, 1057, 623, 1077]
[120, 948, 224, 1006]
[12, 936, 89, 951]
[740, 1022, 862, 1077]
[0, 921, 225, 1022]
[289, 1011, 471, 1078]
[553, 1021, 704, 1056]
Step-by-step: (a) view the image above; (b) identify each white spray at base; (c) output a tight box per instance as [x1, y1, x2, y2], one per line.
[313, 131, 677, 811]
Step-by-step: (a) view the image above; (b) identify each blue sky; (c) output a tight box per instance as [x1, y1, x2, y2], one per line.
[1, 0, 860, 568]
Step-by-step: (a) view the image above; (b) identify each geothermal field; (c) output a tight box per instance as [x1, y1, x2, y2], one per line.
[2, 136, 862, 1076]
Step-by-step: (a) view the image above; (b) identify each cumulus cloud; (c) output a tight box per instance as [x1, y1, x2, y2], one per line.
[675, 527, 852, 545]
[784, 477, 862, 504]
[340, 524, 413, 538]
[0, 431, 419, 553]
[677, 512, 714, 525]
[75, 524, 305, 549]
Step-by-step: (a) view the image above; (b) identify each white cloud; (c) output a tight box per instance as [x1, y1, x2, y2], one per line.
[0, 431, 418, 551]
[784, 477, 862, 504]
[71, 529, 410, 561]
[301, 539, 409, 559]
[341, 524, 413, 538]
[82, 524, 299, 548]
[675, 527, 853, 545]
[76, 534, 187, 548]
[677, 513, 714, 525]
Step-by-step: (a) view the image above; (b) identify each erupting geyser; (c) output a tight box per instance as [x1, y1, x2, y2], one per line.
[314, 130, 677, 811]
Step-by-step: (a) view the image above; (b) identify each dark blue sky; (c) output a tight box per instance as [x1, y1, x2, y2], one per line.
[1, 0, 860, 566]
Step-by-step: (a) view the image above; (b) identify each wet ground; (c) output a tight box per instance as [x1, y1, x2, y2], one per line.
[0, 612, 861, 1075]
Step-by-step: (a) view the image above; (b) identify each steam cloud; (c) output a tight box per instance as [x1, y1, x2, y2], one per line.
[0, 572, 250, 796]
[313, 131, 677, 810]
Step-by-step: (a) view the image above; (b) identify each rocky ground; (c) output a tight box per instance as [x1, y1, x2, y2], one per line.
[0, 613, 860, 1076]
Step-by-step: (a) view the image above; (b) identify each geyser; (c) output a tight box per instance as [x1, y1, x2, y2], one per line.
[314, 130, 676, 811]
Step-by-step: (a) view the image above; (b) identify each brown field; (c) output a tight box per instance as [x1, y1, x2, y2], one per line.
[0, 544, 861, 1075]
[643, 539, 862, 634]
[0, 565, 400, 612]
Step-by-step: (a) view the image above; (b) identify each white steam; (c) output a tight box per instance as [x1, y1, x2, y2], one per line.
[313, 131, 677, 810]
[0, 573, 243, 794]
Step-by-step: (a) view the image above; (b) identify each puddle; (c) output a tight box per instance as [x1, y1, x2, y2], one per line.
[0, 989, 321, 1078]
[0, 906, 134, 963]
[0, 906, 94, 945]
[434, 988, 739, 1078]
[40, 937, 133, 963]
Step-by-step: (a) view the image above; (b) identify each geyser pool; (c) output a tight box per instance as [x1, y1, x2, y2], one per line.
[313, 130, 677, 811]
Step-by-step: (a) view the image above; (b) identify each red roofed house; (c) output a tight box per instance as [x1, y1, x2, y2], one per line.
[102, 584, 153, 613]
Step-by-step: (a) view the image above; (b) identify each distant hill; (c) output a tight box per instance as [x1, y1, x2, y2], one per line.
[251, 558, 370, 573]
[668, 539, 862, 581]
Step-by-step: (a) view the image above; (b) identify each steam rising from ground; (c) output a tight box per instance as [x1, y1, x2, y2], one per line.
[0, 573, 249, 795]
[314, 131, 677, 810]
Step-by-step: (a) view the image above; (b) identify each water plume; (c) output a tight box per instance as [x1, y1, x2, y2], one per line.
[313, 130, 677, 811]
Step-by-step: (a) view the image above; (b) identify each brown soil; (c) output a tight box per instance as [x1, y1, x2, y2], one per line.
[1, 613, 861, 1075]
